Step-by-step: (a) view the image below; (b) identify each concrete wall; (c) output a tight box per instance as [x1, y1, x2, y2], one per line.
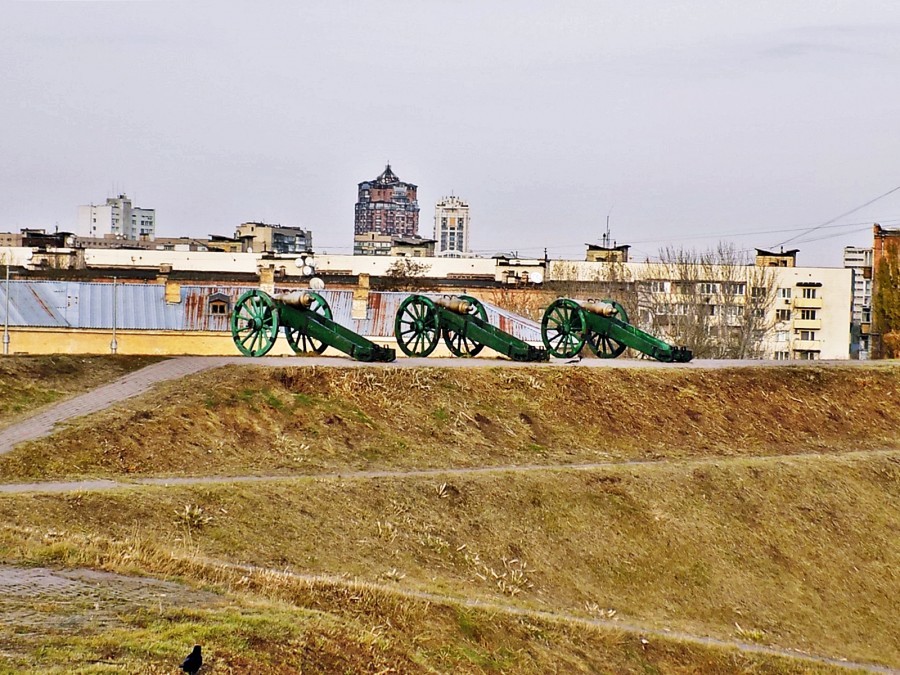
[1, 327, 483, 359]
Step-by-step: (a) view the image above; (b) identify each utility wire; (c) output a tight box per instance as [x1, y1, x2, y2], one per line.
[771, 184, 900, 248]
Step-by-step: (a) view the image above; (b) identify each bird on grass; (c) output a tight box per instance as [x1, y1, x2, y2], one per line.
[564, 355, 582, 364]
[181, 645, 202, 674]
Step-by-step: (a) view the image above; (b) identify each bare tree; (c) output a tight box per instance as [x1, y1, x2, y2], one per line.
[382, 257, 433, 291]
[637, 243, 777, 359]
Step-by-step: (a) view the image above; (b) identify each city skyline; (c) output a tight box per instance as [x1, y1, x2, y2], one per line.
[2, 2, 900, 266]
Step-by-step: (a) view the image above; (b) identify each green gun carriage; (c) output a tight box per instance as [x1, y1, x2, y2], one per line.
[231, 289, 395, 362]
[541, 297, 692, 363]
[393, 294, 548, 362]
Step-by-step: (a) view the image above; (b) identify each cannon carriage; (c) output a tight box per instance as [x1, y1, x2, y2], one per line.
[541, 297, 692, 363]
[231, 289, 395, 362]
[393, 294, 548, 362]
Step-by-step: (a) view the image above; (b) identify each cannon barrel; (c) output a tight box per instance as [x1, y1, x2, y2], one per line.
[272, 290, 316, 308]
[434, 296, 472, 314]
[575, 300, 617, 317]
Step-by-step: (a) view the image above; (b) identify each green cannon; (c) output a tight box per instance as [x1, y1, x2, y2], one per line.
[393, 294, 548, 361]
[541, 298, 692, 362]
[231, 289, 395, 362]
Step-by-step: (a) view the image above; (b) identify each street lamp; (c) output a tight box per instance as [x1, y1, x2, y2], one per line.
[110, 277, 118, 355]
[3, 263, 9, 356]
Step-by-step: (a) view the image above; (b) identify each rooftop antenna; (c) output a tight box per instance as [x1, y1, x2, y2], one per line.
[602, 206, 614, 248]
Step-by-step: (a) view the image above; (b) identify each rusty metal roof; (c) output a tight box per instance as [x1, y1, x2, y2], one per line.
[0, 281, 542, 341]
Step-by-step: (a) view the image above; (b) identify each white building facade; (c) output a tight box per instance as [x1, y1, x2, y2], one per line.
[549, 259, 852, 360]
[842, 246, 873, 359]
[77, 194, 156, 240]
[434, 196, 470, 257]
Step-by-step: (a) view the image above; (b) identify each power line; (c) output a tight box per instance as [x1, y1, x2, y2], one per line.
[771, 185, 900, 248]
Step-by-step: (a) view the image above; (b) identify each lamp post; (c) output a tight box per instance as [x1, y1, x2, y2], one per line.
[3, 263, 9, 356]
[110, 277, 118, 355]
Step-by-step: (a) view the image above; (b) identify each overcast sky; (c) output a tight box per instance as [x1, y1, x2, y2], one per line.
[2, 1, 899, 266]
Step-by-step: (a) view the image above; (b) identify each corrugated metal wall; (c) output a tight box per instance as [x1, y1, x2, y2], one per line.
[0, 281, 542, 341]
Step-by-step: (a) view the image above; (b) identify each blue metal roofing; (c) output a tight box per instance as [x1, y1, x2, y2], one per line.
[0, 281, 542, 342]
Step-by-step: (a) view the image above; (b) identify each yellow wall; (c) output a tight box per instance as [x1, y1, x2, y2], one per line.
[2, 327, 473, 359]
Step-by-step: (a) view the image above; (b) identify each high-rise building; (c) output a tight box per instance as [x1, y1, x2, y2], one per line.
[76, 194, 155, 240]
[434, 195, 470, 257]
[353, 165, 419, 253]
[843, 245, 873, 359]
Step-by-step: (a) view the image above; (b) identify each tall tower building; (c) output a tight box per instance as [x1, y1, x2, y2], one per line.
[354, 164, 419, 240]
[434, 195, 470, 257]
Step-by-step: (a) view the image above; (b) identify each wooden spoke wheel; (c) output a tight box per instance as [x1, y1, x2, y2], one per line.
[584, 299, 629, 359]
[394, 295, 441, 357]
[284, 291, 332, 355]
[541, 298, 587, 358]
[231, 289, 280, 357]
[442, 294, 487, 357]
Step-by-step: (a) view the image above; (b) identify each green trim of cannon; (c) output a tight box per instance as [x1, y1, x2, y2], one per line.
[393, 294, 548, 362]
[541, 297, 693, 362]
[231, 289, 395, 362]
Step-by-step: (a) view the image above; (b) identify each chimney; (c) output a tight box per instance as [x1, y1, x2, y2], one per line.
[258, 264, 276, 294]
[352, 273, 370, 320]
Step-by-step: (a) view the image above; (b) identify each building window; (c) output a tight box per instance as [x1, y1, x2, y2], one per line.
[776, 309, 791, 322]
[797, 330, 817, 341]
[794, 350, 819, 360]
[774, 351, 790, 361]
[779, 288, 791, 299]
[751, 286, 766, 298]
[802, 287, 817, 299]
[698, 282, 719, 295]
[208, 293, 231, 315]
[800, 309, 817, 321]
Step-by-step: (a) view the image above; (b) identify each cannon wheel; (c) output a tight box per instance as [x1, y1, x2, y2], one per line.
[284, 291, 332, 355]
[443, 294, 487, 357]
[585, 299, 629, 359]
[231, 289, 280, 357]
[541, 298, 587, 358]
[394, 295, 440, 357]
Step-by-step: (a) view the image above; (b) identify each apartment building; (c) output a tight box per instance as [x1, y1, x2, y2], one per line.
[434, 195, 470, 257]
[354, 164, 419, 245]
[76, 194, 155, 240]
[548, 257, 851, 360]
[843, 246, 873, 358]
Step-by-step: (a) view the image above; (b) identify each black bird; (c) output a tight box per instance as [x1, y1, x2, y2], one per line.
[564, 355, 582, 364]
[181, 645, 202, 675]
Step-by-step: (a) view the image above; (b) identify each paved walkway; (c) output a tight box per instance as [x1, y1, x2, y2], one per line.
[0, 357, 232, 456]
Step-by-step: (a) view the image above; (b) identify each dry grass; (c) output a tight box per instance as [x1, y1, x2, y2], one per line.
[0, 355, 164, 430]
[1, 364, 898, 481]
[1, 363, 897, 672]
[0, 450, 897, 668]
[0, 526, 845, 674]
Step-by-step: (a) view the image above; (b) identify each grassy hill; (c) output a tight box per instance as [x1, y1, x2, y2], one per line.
[0, 355, 164, 429]
[0, 362, 898, 673]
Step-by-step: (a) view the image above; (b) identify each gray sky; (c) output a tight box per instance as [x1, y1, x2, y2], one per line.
[2, 1, 899, 266]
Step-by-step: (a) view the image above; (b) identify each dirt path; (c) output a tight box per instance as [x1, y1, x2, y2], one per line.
[220, 561, 899, 674]
[0, 561, 891, 673]
[0, 447, 895, 494]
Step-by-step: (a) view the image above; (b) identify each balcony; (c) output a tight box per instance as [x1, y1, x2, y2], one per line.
[793, 297, 823, 309]
[793, 319, 822, 330]
[792, 339, 822, 351]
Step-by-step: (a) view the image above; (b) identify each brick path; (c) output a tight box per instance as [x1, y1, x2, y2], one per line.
[0, 357, 234, 457]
